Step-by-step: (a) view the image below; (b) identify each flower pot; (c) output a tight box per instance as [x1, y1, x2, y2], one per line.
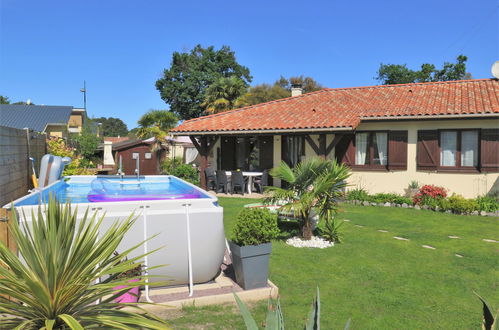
[113, 278, 141, 303]
[229, 241, 272, 290]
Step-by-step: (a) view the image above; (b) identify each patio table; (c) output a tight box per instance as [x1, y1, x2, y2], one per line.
[225, 171, 263, 194]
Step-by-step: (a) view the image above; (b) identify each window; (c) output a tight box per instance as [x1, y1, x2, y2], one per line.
[145, 152, 152, 159]
[355, 132, 388, 167]
[132, 152, 139, 159]
[439, 130, 478, 168]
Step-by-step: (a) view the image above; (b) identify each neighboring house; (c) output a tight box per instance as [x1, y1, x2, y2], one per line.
[0, 104, 86, 137]
[166, 135, 200, 166]
[170, 79, 499, 198]
[98, 137, 166, 175]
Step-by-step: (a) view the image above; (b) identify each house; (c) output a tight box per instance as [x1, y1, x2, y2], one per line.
[98, 137, 166, 175]
[170, 79, 499, 198]
[166, 135, 200, 166]
[0, 104, 86, 137]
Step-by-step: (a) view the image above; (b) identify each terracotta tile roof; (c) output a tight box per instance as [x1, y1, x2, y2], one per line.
[104, 136, 130, 143]
[171, 79, 499, 134]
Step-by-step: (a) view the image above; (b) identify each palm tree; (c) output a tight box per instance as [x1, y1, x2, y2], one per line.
[202, 76, 247, 114]
[264, 157, 351, 240]
[0, 198, 170, 329]
[136, 110, 178, 141]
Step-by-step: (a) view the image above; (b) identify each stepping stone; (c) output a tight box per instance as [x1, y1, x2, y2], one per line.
[455, 254, 464, 258]
[393, 236, 409, 241]
[343, 219, 350, 222]
[377, 229, 389, 233]
[355, 224, 364, 228]
[422, 245, 436, 250]
[482, 239, 499, 243]
[448, 235, 460, 239]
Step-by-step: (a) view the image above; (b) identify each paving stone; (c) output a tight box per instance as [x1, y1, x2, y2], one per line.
[422, 245, 436, 250]
[448, 235, 460, 239]
[482, 239, 498, 243]
[355, 224, 364, 228]
[377, 229, 389, 233]
[455, 254, 464, 258]
[393, 236, 409, 241]
[343, 219, 350, 222]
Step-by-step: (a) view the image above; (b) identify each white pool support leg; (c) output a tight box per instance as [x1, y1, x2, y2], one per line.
[183, 203, 194, 297]
[142, 205, 154, 303]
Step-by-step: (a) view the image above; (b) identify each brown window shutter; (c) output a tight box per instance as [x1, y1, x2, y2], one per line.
[481, 129, 499, 172]
[417, 130, 438, 171]
[335, 134, 355, 166]
[388, 131, 408, 170]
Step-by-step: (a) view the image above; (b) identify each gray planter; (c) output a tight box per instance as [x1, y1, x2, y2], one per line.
[229, 241, 272, 290]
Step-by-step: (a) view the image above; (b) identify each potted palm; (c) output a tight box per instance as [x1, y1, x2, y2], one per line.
[229, 207, 280, 290]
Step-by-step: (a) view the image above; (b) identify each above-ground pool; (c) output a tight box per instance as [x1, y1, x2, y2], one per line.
[7, 175, 225, 290]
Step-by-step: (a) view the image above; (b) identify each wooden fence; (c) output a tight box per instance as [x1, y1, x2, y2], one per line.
[0, 125, 46, 253]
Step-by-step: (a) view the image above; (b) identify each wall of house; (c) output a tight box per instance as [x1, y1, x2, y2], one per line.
[45, 125, 65, 138]
[349, 119, 499, 198]
[68, 113, 83, 132]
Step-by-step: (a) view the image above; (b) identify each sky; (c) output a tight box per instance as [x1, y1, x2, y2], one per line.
[1, 0, 498, 129]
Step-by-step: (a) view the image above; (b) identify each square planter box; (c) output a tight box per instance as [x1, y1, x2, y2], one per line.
[229, 241, 272, 290]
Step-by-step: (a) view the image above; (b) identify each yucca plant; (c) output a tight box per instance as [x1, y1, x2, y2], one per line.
[0, 197, 170, 329]
[234, 287, 351, 329]
[265, 157, 351, 240]
[475, 292, 498, 330]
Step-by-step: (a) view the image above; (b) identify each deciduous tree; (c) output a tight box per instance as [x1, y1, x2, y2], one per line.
[94, 117, 129, 137]
[376, 55, 470, 85]
[155, 45, 252, 120]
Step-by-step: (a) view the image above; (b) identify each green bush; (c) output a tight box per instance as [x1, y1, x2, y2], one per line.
[446, 194, 478, 214]
[161, 158, 199, 186]
[476, 195, 499, 213]
[231, 208, 280, 246]
[370, 193, 412, 205]
[346, 188, 369, 201]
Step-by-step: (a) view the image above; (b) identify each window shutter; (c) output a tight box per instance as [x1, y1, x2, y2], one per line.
[335, 134, 355, 166]
[388, 131, 408, 170]
[481, 129, 499, 172]
[417, 130, 438, 171]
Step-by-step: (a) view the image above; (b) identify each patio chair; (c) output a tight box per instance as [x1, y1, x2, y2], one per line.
[231, 171, 247, 195]
[215, 170, 230, 194]
[253, 169, 269, 194]
[204, 168, 217, 191]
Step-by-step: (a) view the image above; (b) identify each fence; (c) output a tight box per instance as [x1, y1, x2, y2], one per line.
[0, 126, 47, 207]
[0, 126, 46, 254]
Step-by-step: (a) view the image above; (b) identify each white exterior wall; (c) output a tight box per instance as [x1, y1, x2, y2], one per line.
[349, 119, 499, 198]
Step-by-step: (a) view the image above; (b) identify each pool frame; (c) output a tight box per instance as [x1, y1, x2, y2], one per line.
[5, 175, 225, 298]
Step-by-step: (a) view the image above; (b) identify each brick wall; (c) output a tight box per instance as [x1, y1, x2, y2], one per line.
[0, 126, 46, 207]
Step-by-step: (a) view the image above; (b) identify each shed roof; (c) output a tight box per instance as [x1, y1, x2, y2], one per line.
[0, 104, 73, 132]
[171, 79, 499, 135]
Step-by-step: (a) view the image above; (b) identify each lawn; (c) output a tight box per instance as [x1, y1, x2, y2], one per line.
[166, 197, 499, 329]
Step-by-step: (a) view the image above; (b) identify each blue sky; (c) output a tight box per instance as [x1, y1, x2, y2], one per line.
[1, 0, 497, 129]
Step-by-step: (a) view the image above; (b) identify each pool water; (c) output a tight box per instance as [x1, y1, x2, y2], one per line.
[15, 176, 208, 206]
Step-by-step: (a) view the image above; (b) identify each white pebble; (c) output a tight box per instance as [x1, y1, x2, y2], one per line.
[285, 236, 334, 249]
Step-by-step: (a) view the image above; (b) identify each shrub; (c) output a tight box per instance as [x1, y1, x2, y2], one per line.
[476, 195, 499, 213]
[413, 185, 447, 205]
[161, 158, 199, 186]
[318, 216, 344, 243]
[231, 208, 280, 246]
[47, 137, 93, 175]
[370, 193, 412, 205]
[346, 188, 369, 201]
[445, 194, 478, 214]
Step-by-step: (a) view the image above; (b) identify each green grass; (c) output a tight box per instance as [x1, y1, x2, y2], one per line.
[166, 198, 499, 329]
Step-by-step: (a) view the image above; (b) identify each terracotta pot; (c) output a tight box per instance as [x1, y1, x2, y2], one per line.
[113, 278, 141, 303]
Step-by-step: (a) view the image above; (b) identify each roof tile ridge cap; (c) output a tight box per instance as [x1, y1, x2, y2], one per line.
[176, 88, 333, 124]
[323, 78, 494, 92]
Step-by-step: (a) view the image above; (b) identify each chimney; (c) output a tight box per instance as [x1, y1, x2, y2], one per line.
[291, 84, 303, 97]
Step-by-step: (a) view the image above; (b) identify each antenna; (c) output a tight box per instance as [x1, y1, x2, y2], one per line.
[492, 61, 499, 79]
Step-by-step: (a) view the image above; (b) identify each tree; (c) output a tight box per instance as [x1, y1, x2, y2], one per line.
[264, 157, 351, 240]
[236, 76, 324, 107]
[136, 110, 178, 140]
[0, 95, 10, 104]
[71, 121, 101, 159]
[376, 55, 470, 85]
[155, 45, 252, 120]
[202, 76, 247, 114]
[94, 117, 129, 137]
